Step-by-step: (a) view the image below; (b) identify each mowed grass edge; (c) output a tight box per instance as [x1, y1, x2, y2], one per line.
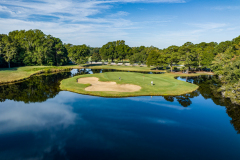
[60, 72, 199, 97]
[0, 66, 82, 84]
[82, 64, 164, 72]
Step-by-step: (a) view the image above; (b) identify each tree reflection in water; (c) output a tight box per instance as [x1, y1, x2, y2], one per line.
[0, 71, 240, 134]
[165, 75, 240, 134]
[0, 72, 72, 103]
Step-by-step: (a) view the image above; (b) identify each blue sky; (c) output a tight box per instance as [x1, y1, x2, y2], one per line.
[0, 0, 240, 48]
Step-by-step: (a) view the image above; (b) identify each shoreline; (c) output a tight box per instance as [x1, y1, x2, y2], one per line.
[0, 65, 214, 85]
[60, 72, 200, 98]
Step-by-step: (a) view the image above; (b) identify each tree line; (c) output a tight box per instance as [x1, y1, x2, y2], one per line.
[0, 30, 69, 68]
[0, 29, 100, 68]
[1, 29, 240, 105]
[2, 29, 238, 75]
[96, 36, 240, 105]
[210, 36, 240, 105]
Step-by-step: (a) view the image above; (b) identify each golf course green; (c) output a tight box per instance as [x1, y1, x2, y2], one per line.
[60, 72, 199, 97]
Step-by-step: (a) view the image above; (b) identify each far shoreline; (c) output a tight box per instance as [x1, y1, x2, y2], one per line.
[0, 65, 213, 85]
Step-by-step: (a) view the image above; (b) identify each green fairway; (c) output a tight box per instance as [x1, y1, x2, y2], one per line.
[60, 72, 199, 97]
[0, 64, 158, 84]
[0, 66, 74, 84]
[82, 64, 164, 72]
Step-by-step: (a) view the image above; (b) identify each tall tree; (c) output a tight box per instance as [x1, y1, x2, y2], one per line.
[100, 41, 116, 62]
[115, 40, 130, 62]
[179, 42, 196, 74]
[0, 36, 17, 68]
[92, 52, 102, 62]
[146, 49, 165, 69]
[165, 45, 180, 72]
[68, 44, 90, 66]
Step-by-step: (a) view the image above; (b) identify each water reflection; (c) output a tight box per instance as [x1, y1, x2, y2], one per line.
[0, 69, 164, 103]
[0, 74, 240, 159]
[71, 68, 165, 76]
[0, 72, 72, 103]
[0, 99, 76, 133]
[174, 76, 240, 134]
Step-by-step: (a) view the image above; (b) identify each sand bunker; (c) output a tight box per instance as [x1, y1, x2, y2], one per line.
[78, 77, 141, 92]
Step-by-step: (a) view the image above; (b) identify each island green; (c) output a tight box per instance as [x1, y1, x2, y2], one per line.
[60, 72, 199, 97]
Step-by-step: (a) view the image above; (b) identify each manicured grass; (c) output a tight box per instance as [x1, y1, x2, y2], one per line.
[82, 64, 164, 72]
[60, 72, 199, 97]
[0, 64, 213, 85]
[0, 66, 46, 83]
[0, 66, 76, 84]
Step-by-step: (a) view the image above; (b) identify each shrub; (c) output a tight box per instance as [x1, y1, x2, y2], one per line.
[166, 70, 171, 73]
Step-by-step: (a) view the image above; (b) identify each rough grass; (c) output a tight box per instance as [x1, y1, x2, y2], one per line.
[60, 72, 199, 97]
[0, 66, 74, 84]
[82, 64, 164, 72]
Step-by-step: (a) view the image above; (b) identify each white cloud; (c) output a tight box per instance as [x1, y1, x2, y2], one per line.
[108, 0, 185, 2]
[108, 11, 129, 17]
[1, 0, 237, 48]
[210, 6, 240, 10]
[187, 22, 227, 30]
[0, 0, 185, 22]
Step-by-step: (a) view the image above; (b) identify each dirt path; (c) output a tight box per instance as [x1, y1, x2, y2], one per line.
[78, 77, 141, 92]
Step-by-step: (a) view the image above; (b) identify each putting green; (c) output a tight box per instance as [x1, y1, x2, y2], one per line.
[60, 72, 199, 97]
[60, 72, 198, 97]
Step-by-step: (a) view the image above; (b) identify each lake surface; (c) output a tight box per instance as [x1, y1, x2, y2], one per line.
[0, 69, 240, 160]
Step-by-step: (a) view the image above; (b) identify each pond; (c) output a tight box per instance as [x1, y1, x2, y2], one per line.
[0, 69, 239, 160]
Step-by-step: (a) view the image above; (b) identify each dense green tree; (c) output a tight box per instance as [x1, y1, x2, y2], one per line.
[146, 49, 166, 69]
[68, 44, 90, 66]
[179, 42, 196, 74]
[129, 50, 148, 64]
[165, 45, 180, 72]
[201, 45, 216, 69]
[91, 52, 102, 62]
[100, 41, 116, 62]
[115, 40, 130, 61]
[89, 47, 100, 56]
[0, 29, 69, 68]
[100, 40, 131, 62]
[214, 41, 232, 54]
[0, 35, 17, 68]
[194, 42, 216, 70]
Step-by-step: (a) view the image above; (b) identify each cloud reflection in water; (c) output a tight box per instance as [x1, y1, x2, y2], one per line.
[0, 99, 76, 134]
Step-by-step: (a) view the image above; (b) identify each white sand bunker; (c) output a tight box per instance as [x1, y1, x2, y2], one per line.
[78, 77, 141, 92]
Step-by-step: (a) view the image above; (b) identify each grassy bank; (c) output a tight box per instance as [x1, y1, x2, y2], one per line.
[60, 72, 199, 97]
[0, 66, 76, 84]
[82, 64, 164, 72]
[0, 64, 213, 85]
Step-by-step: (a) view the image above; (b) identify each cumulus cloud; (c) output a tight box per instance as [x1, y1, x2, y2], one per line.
[0, 0, 236, 48]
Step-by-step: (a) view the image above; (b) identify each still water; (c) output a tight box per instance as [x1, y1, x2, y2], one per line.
[0, 69, 239, 160]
